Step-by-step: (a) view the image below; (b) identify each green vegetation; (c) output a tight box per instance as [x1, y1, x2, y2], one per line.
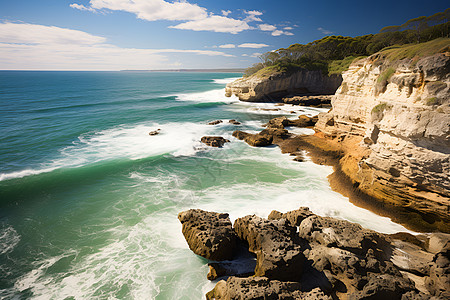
[377, 67, 396, 83]
[426, 97, 438, 105]
[380, 38, 450, 61]
[245, 9, 450, 77]
[372, 103, 389, 114]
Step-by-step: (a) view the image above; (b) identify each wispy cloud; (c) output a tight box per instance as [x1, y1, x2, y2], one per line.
[218, 44, 236, 48]
[258, 23, 293, 36]
[70, 3, 96, 12]
[318, 27, 333, 35]
[244, 10, 263, 22]
[283, 26, 293, 30]
[238, 43, 269, 48]
[0, 22, 234, 70]
[221, 10, 231, 17]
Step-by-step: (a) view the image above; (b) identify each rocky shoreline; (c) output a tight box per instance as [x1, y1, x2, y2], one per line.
[177, 50, 449, 299]
[178, 208, 450, 299]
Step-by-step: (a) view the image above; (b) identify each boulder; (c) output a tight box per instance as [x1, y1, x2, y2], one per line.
[425, 249, 450, 298]
[264, 116, 290, 129]
[232, 130, 273, 147]
[427, 233, 450, 254]
[201, 136, 230, 148]
[268, 207, 314, 226]
[229, 119, 241, 125]
[233, 215, 305, 281]
[299, 215, 391, 259]
[208, 120, 223, 125]
[149, 129, 161, 135]
[178, 209, 236, 261]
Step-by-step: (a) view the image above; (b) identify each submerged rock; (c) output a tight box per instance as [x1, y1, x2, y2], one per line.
[232, 130, 273, 147]
[149, 129, 161, 135]
[229, 119, 241, 125]
[178, 209, 236, 261]
[201, 136, 230, 148]
[208, 120, 223, 125]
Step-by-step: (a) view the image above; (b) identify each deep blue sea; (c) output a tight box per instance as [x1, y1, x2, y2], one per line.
[0, 71, 410, 299]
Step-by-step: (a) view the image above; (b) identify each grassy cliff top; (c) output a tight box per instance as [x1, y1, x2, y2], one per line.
[380, 38, 450, 61]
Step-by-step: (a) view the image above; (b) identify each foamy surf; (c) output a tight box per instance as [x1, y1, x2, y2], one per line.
[175, 88, 238, 103]
[0, 121, 217, 182]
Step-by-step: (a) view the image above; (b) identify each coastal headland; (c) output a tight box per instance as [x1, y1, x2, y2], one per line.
[179, 20, 449, 299]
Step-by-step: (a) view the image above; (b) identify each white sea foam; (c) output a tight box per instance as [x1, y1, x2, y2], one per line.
[176, 88, 238, 103]
[0, 225, 21, 255]
[0, 122, 217, 181]
[212, 77, 241, 85]
[229, 102, 329, 117]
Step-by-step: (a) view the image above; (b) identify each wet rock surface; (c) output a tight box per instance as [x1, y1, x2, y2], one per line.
[178, 208, 450, 299]
[178, 209, 236, 261]
[201, 136, 230, 147]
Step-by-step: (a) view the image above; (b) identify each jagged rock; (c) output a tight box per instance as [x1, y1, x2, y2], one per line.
[283, 95, 333, 107]
[208, 120, 223, 125]
[259, 127, 289, 138]
[149, 129, 161, 135]
[178, 209, 236, 261]
[299, 215, 391, 258]
[206, 277, 331, 300]
[229, 119, 241, 125]
[268, 207, 314, 226]
[425, 249, 450, 298]
[232, 130, 273, 147]
[427, 233, 450, 254]
[233, 215, 305, 281]
[264, 116, 290, 129]
[288, 115, 316, 127]
[206, 259, 255, 281]
[350, 273, 416, 300]
[201, 136, 230, 147]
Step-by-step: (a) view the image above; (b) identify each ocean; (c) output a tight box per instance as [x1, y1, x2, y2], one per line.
[0, 71, 411, 299]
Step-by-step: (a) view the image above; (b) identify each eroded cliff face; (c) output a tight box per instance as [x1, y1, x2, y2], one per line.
[315, 53, 450, 231]
[225, 69, 342, 102]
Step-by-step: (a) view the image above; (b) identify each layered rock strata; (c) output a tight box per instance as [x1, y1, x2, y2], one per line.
[225, 69, 342, 102]
[313, 52, 450, 232]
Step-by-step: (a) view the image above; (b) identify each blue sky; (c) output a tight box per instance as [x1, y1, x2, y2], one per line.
[0, 0, 448, 70]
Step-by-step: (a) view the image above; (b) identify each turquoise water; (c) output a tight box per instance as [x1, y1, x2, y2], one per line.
[0, 71, 410, 299]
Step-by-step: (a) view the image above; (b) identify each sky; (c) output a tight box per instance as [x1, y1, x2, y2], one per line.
[0, 0, 448, 70]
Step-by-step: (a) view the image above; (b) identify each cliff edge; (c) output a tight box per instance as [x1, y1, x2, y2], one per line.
[225, 69, 342, 102]
[313, 41, 450, 232]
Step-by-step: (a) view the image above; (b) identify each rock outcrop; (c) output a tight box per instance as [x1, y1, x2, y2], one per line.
[312, 52, 450, 232]
[178, 209, 236, 261]
[225, 69, 342, 102]
[234, 215, 305, 282]
[200, 136, 230, 147]
[179, 208, 450, 299]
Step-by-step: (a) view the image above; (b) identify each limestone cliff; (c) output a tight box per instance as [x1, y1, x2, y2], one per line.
[315, 51, 450, 231]
[225, 69, 342, 102]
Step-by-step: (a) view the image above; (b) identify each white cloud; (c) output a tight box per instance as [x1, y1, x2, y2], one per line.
[318, 27, 333, 35]
[170, 15, 251, 34]
[0, 22, 106, 45]
[244, 10, 263, 22]
[250, 52, 262, 58]
[88, 0, 207, 21]
[238, 43, 269, 49]
[218, 44, 236, 48]
[0, 22, 234, 70]
[258, 24, 277, 31]
[242, 54, 248, 56]
[271, 30, 283, 36]
[221, 10, 231, 16]
[70, 3, 97, 12]
[283, 26, 293, 30]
